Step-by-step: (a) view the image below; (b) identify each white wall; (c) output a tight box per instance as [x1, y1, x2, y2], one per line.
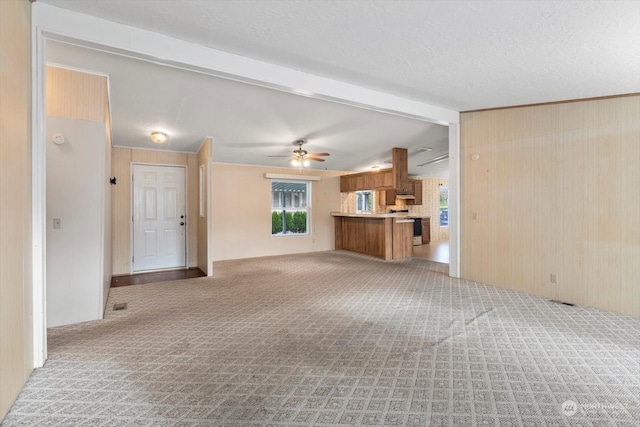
[102, 121, 112, 311]
[46, 117, 108, 327]
[197, 139, 212, 274]
[211, 164, 342, 261]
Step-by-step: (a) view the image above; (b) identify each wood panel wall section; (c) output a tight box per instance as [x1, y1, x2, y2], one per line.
[461, 95, 640, 317]
[46, 66, 107, 121]
[0, 0, 33, 420]
[111, 148, 199, 275]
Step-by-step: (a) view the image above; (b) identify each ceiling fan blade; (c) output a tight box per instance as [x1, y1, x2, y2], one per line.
[307, 157, 326, 162]
[307, 152, 330, 156]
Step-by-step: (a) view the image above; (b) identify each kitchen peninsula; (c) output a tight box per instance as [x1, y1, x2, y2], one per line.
[331, 213, 414, 260]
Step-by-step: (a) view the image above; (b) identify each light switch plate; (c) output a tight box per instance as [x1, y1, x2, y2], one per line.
[53, 218, 62, 229]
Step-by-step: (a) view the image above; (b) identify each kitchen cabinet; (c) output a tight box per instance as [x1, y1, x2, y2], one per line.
[340, 169, 394, 192]
[339, 147, 408, 192]
[380, 179, 422, 205]
[421, 217, 431, 244]
[332, 213, 413, 260]
[406, 179, 422, 205]
[379, 189, 395, 206]
[392, 147, 409, 191]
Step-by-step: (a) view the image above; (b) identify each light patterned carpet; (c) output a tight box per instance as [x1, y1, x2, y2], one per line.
[3, 250, 640, 426]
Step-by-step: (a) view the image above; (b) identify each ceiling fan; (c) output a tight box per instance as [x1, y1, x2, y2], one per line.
[268, 140, 330, 167]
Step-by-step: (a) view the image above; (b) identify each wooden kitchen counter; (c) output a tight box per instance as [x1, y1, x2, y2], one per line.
[331, 213, 414, 260]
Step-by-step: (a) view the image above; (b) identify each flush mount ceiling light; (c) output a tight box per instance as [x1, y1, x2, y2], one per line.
[150, 131, 168, 144]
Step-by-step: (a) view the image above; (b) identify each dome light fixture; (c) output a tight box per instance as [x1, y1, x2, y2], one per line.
[150, 131, 168, 144]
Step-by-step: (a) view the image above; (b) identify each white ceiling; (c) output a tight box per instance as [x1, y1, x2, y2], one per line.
[41, 0, 640, 177]
[46, 40, 450, 177]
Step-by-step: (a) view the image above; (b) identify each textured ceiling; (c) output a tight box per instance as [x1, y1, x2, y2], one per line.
[40, 0, 640, 111]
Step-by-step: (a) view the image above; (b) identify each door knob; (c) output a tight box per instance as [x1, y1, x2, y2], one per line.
[180, 222, 185, 226]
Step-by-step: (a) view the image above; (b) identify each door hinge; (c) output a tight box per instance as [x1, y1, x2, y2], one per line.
[132, 256, 134, 262]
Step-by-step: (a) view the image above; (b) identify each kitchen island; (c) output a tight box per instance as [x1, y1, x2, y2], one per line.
[331, 212, 414, 260]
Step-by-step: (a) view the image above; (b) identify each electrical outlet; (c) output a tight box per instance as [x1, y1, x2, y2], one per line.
[550, 273, 558, 284]
[53, 218, 62, 229]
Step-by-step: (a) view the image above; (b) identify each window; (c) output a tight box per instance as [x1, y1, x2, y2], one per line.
[355, 190, 375, 214]
[271, 181, 310, 236]
[439, 186, 449, 227]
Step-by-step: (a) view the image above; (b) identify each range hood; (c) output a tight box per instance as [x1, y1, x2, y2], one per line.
[396, 193, 415, 200]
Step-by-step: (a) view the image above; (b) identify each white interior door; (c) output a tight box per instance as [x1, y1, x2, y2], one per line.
[132, 164, 186, 272]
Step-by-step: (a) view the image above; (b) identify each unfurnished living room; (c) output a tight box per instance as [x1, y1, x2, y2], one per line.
[1, 1, 639, 426]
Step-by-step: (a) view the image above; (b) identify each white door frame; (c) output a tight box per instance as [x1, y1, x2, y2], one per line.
[130, 163, 188, 274]
[31, 3, 461, 368]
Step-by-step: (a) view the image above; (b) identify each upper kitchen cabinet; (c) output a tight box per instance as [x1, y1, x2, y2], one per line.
[340, 169, 394, 192]
[406, 179, 423, 205]
[380, 179, 423, 205]
[340, 148, 409, 192]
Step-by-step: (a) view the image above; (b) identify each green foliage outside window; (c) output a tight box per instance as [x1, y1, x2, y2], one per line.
[290, 211, 307, 233]
[271, 211, 283, 234]
[271, 211, 307, 234]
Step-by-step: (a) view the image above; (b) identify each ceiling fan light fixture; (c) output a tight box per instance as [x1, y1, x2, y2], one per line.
[290, 158, 301, 166]
[303, 159, 310, 167]
[150, 131, 168, 144]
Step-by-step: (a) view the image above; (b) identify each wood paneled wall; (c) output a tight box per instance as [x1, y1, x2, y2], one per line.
[0, 0, 33, 420]
[461, 95, 640, 317]
[46, 67, 107, 121]
[111, 148, 199, 275]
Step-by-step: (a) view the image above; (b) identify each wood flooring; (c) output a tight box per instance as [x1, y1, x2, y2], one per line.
[412, 239, 449, 264]
[110, 267, 205, 287]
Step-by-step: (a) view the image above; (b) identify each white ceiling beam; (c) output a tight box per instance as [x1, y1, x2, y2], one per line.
[33, 3, 459, 125]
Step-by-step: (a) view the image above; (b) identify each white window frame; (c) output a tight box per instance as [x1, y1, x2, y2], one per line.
[439, 186, 449, 227]
[271, 180, 311, 237]
[355, 190, 376, 214]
